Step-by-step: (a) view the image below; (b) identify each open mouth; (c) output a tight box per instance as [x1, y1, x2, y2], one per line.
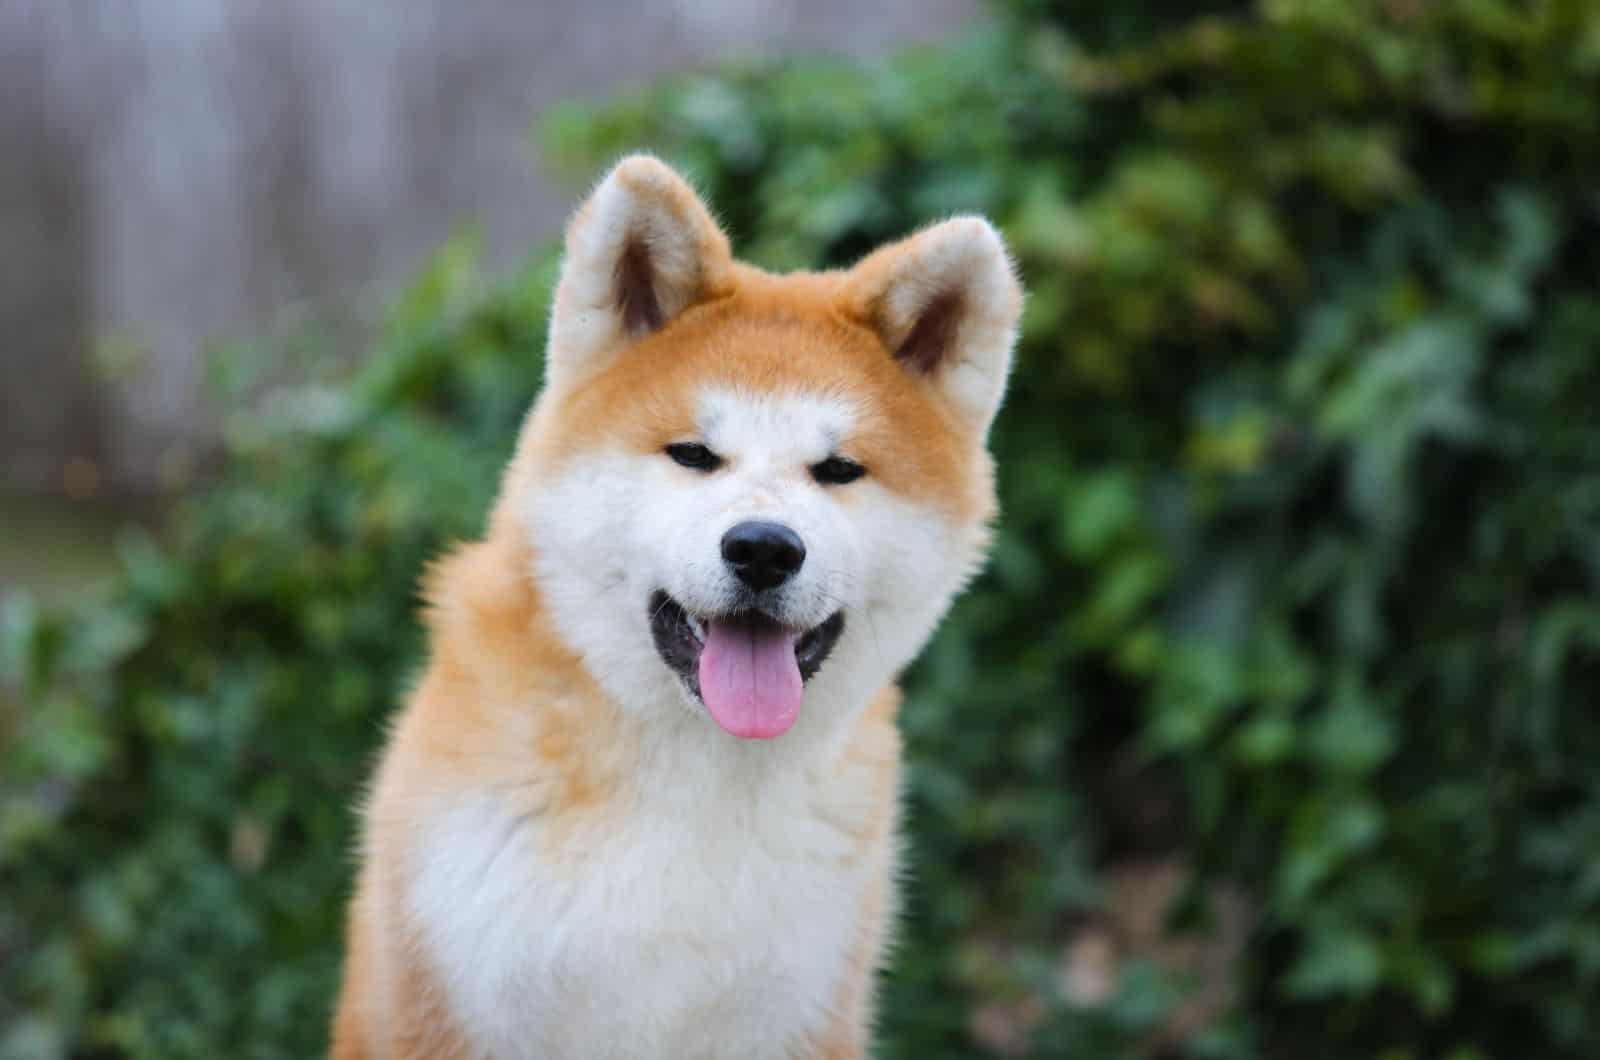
[649, 591, 845, 740]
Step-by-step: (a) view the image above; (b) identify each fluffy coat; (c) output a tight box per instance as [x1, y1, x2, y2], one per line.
[331, 155, 1022, 1059]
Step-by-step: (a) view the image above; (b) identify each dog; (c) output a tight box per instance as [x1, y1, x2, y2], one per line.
[330, 154, 1022, 1059]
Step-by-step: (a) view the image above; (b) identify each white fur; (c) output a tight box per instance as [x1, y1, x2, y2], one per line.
[522, 386, 978, 741]
[408, 735, 896, 1059]
[400, 387, 987, 1058]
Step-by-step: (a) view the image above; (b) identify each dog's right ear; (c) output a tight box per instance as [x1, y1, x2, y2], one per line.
[544, 155, 732, 392]
[838, 216, 1023, 438]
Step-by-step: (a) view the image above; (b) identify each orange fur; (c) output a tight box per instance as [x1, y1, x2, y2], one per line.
[524, 265, 994, 523]
[332, 882, 479, 1059]
[809, 690, 900, 1059]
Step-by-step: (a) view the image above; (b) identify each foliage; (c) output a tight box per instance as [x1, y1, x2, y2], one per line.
[6, 1, 1600, 1056]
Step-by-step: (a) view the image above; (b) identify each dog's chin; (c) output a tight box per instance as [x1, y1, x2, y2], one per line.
[648, 590, 845, 737]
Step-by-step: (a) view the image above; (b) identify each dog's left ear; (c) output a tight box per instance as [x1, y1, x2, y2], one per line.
[545, 155, 733, 391]
[840, 217, 1023, 436]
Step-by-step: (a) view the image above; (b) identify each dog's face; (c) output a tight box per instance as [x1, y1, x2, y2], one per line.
[513, 157, 1021, 741]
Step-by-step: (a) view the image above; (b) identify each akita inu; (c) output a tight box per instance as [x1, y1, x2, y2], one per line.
[331, 155, 1022, 1059]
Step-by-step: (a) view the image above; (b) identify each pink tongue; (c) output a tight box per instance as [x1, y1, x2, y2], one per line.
[698, 620, 804, 739]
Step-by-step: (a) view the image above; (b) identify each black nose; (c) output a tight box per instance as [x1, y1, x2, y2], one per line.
[721, 520, 806, 592]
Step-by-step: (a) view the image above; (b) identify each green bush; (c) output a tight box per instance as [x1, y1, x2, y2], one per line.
[6, 2, 1600, 1056]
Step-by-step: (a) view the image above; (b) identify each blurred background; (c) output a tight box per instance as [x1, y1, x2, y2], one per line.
[0, 0, 973, 598]
[3, 1, 1599, 1058]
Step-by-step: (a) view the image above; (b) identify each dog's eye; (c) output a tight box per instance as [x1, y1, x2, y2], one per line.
[811, 456, 866, 486]
[665, 442, 722, 472]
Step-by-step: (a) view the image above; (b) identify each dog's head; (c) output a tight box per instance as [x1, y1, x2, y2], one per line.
[509, 156, 1022, 740]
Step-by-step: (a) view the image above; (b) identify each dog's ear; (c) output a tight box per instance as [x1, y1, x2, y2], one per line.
[545, 155, 732, 391]
[840, 217, 1023, 436]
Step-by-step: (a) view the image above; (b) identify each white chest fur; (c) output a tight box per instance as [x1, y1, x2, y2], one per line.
[405, 734, 891, 1060]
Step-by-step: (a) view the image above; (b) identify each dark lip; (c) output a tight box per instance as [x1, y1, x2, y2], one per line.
[648, 590, 845, 701]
